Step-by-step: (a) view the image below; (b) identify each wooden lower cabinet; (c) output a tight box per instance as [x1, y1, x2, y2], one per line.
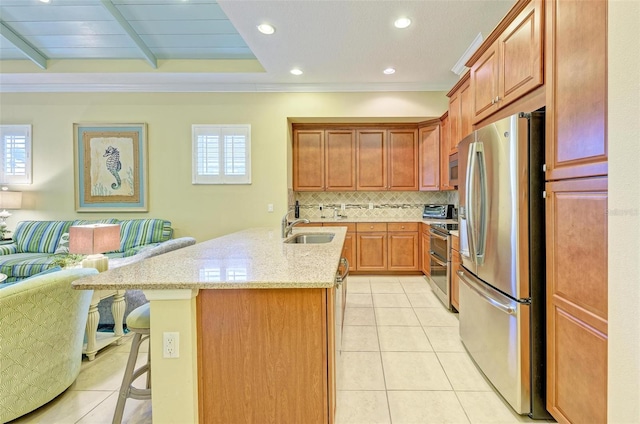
[197, 288, 337, 424]
[421, 224, 431, 275]
[356, 230, 387, 271]
[387, 223, 420, 271]
[355, 222, 421, 272]
[545, 177, 608, 424]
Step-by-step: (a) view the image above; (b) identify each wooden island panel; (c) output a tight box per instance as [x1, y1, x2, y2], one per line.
[197, 288, 330, 424]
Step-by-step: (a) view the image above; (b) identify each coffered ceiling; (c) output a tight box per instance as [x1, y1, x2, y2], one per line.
[0, 0, 513, 92]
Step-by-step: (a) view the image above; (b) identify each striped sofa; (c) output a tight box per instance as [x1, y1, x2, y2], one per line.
[0, 218, 173, 283]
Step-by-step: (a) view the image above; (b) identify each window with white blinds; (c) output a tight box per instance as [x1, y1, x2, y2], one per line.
[0, 125, 32, 185]
[192, 124, 251, 184]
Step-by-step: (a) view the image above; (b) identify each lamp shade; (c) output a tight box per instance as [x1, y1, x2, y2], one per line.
[69, 224, 121, 255]
[0, 191, 22, 210]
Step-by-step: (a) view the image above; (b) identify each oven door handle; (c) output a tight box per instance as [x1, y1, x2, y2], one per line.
[429, 253, 447, 267]
[429, 229, 449, 241]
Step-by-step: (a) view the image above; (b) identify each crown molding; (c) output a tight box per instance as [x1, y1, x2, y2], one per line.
[0, 81, 452, 93]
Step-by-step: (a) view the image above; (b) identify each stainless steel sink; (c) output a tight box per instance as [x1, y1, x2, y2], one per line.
[284, 233, 335, 244]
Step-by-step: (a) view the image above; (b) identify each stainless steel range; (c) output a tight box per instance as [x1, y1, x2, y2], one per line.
[423, 204, 458, 310]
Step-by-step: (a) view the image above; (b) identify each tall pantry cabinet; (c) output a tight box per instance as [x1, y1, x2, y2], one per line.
[544, 1, 608, 423]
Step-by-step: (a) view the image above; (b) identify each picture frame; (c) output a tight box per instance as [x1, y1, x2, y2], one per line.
[73, 123, 148, 212]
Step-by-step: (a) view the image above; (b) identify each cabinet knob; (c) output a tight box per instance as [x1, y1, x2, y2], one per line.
[401, 226, 405, 229]
[370, 226, 374, 229]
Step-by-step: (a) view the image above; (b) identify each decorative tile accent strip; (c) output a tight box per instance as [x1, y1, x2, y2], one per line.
[295, 191, 456, 220]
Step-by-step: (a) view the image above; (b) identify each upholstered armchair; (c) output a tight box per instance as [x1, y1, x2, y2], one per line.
[0, 268, 98, 423]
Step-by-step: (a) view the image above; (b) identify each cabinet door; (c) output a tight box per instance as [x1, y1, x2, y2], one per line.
[471, 42, 500, 123]
[325, 130, 356, 191]
[448, 91, 461, 154]
[545, 0, 607, 180]
[459, 78, 473, 142]
[499, 0, 543, 109]
[356, 130, 387, 190]
[546, 177, 607, 424]
[439, 116, 454, 191]
[343, 233, 357, 272]
[293, 130, 324, 191]
[419, 125, 440, 191]
[388, 129, 418, 191]
[388, 232, 419, 271]
[421, 225, 431, 276]
[356, 232, 387, 271]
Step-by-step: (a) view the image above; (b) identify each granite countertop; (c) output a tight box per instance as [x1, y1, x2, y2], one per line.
[72, 227, 346, 291]
[450, 230, 460, 237]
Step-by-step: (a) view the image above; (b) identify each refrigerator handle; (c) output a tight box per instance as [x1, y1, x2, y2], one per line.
[475, 142, 487, 265]
[457, 269, 516, 315]
[465, 142, 477, 263]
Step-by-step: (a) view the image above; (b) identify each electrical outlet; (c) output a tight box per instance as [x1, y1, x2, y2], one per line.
[267, 203, 274, 213]
[341, 203, 346, 211]
[163, 332, 180, 358]
[369, 202, 374, 210]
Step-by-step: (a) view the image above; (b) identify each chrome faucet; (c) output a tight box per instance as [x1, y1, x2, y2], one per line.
[281, 211, 309, 238]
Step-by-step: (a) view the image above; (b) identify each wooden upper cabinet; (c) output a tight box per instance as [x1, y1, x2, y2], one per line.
[293, 129, 324, 191]
[470, 44, 500, 123]
[325, 130, 356, 191]
[419, 125, 440, 191]
[470, 0, 544, 123]
[545, 0, 607, 180]
[356, 129, 387, 191]
[439, 114, 454, 191]
[459, 79, 473, 141]
[448, 91, 461, 154]
[447, 72, 472, 154]
[388, 129, 419, 191]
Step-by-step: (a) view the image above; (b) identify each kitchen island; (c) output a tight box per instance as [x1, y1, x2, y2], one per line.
[73, 226, 347, 424]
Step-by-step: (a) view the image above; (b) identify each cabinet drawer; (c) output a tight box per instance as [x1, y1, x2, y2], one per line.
[387, 222, 418, 232]
[323, 222, 356, 232]
[356, 223, 387, 232]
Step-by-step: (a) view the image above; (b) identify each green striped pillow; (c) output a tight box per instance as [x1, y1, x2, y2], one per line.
[118, 219, 172, 252]
[14, 221, 71, 254]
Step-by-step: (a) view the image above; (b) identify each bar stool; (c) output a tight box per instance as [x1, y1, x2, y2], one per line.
[112, 302, 151, 424]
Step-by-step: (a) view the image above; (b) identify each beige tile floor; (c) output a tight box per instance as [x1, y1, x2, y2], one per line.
[10, 275, 555, 424]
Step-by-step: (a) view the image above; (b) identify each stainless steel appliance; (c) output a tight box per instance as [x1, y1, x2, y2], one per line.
[457, 110, 550, 419]
[423, 204, 458, 310]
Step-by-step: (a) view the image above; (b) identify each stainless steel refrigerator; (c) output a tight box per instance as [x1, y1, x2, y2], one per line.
[457, 110, 551, 419]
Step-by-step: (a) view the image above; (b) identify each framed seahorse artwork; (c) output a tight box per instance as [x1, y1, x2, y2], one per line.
[73, 123, 148, 212]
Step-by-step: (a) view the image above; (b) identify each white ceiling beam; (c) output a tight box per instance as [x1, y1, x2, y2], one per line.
[100, 0, 157, 69]
[0, 21, 47, 69]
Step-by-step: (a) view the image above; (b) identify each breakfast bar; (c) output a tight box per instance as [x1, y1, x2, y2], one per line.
[72, 226, 347, 424]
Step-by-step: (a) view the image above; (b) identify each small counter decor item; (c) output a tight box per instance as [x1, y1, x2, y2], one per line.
[73, 123, 148, 212]
[69, 223, 121, 272]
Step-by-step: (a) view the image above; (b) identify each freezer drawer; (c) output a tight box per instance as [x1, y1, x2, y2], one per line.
[458, 268, 531, 414]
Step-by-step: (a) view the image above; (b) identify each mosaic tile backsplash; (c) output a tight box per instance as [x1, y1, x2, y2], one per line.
[294, 191, 459, 220]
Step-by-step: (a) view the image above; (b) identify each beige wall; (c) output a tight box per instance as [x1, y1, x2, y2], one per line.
[608, 1, 640, 422]
[0, 91, 447, 241]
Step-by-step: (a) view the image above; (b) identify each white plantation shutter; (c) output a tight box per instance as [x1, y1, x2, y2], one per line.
[0, 125, 32, 184]
[192, 125, 251, 184]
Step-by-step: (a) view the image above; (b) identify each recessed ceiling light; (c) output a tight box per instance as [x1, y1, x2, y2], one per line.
[383, 68, 396, 75]
[257, 24, 276, 35]
[290, 68, 303, 76]
[39, 0, 51, 3]
[394, 18, 411, 29]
